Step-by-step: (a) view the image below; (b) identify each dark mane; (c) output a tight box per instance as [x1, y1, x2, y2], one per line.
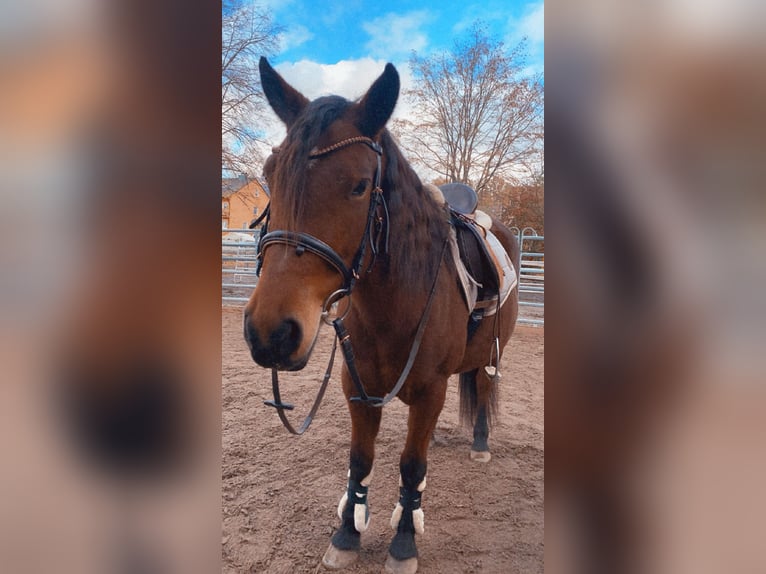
[379, 130, 451, 292]
[271, 95, 352, 230]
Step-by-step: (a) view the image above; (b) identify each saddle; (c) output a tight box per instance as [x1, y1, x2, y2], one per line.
[439, 183, 493, 228]
[429, 183, 517, 340]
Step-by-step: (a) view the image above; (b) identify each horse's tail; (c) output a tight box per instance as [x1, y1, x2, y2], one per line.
[458, 369, 498, 429]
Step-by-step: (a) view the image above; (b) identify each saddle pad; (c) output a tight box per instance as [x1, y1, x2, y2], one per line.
[482, 229, 517, 316]
[449, 226, 480, 311]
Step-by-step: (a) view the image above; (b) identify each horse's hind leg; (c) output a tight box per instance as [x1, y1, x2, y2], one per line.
[471, 410, 492, 463]
[460, 368, 497, 463]
[386, 380, 447, 574]
[322, 401, 381, 570]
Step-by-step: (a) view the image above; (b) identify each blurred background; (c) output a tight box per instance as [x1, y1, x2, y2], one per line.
[0, 1, 220, 573]
[3, 0, 766, 572]
[546, 0, 766, 573]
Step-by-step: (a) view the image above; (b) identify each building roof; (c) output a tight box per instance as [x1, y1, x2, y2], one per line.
[222, 175, 269, 199]
[222, 176, 248, 198]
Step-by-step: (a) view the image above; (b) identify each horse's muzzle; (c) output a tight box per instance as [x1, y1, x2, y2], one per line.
[244, 314, 306, 371]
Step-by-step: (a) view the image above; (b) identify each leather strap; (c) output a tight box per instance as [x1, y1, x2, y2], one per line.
[249, 203, 270, 229]
[260, 136, 447, 432]
[260, 230, 352, 280]
[264, 235, 448, 434]
[335, 236, 449, 408]
[264, 336, 338, 435]
[254, 138, 384, 288]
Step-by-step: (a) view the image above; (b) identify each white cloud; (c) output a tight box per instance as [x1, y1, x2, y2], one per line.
[255, 59, 417, 162]
[274, 58, 413, 102]
[278, 24, 313, 51]
[520, 1, 544, 45]
[361, 11, 431, 59]
[506, 2, 544, 47]
[505, 2, 544, 76]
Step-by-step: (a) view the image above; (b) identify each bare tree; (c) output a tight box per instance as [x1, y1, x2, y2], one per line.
[479, 175, 544, 232]
[394, 25, 543, 195]
[222, 0, 282, 175]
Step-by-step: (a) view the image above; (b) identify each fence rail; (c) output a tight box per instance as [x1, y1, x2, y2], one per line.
[221, 229, 260, 303]
[222, 225, 544, 326]
[510, 227, 545, 326]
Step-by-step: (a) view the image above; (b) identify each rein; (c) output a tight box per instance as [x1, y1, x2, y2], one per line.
[337, 237, 449, 408]
[253, 136, 447, 434]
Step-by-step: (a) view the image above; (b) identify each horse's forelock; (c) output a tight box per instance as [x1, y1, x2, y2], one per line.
[271, 96, 352, 229]
[270, 103, 447, 293]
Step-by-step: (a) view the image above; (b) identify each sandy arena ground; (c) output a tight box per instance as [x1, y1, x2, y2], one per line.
[222, 306, 543, 573]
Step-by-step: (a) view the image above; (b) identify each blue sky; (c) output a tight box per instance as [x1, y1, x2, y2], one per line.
[245, 0, 543, 162]
[264, 0, 543, 71]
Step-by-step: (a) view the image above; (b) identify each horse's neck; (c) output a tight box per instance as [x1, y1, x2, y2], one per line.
[354, 173, 448, 326]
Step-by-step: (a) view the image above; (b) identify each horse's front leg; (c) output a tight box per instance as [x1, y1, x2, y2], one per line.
[322, 391, 382, 570]
[386, 380, 447, 574]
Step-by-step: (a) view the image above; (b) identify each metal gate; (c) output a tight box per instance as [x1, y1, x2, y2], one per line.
[511, 227, 545, 326]
[222, 227, 544, 327]
[222, 229, 259, 304]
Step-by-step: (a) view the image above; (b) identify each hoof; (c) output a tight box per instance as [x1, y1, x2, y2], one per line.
[469, 449, 491, 463]
[384, 554, 418, 574]
[321, 543, 359, 570]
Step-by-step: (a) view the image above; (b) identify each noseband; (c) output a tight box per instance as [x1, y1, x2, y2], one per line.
[252, 135, 448, 434]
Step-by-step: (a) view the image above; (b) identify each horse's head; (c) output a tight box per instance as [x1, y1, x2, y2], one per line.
[244, 58, 400, 370]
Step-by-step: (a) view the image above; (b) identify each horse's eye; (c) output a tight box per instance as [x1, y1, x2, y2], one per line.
[351, 179, 370, 197]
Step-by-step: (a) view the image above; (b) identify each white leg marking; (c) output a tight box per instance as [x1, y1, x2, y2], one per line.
[337, 467, 373, 532]
[390, 475, 427, 533]
[337, 491, 348, 521]
[354, 501, 370, 532]
[390, 502, 403, 530]
[413, 508, 425, 534]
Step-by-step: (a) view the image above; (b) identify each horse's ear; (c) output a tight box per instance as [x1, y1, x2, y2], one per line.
[355, 63, 400, 137]
[259, 57, 309, 127]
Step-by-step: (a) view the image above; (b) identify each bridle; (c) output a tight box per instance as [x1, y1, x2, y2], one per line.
[251, 135, 448, 435]
[254, 135, 389, 312]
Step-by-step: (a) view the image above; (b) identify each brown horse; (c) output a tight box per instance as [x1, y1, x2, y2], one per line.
[243, 58, 519, 573]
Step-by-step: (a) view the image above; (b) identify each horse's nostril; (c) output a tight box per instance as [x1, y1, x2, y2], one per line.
[246, 317, 303, 368]
[243, 315, 257, 349]
[286, 319, 300, 342]
[270, 318, 302, 358]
